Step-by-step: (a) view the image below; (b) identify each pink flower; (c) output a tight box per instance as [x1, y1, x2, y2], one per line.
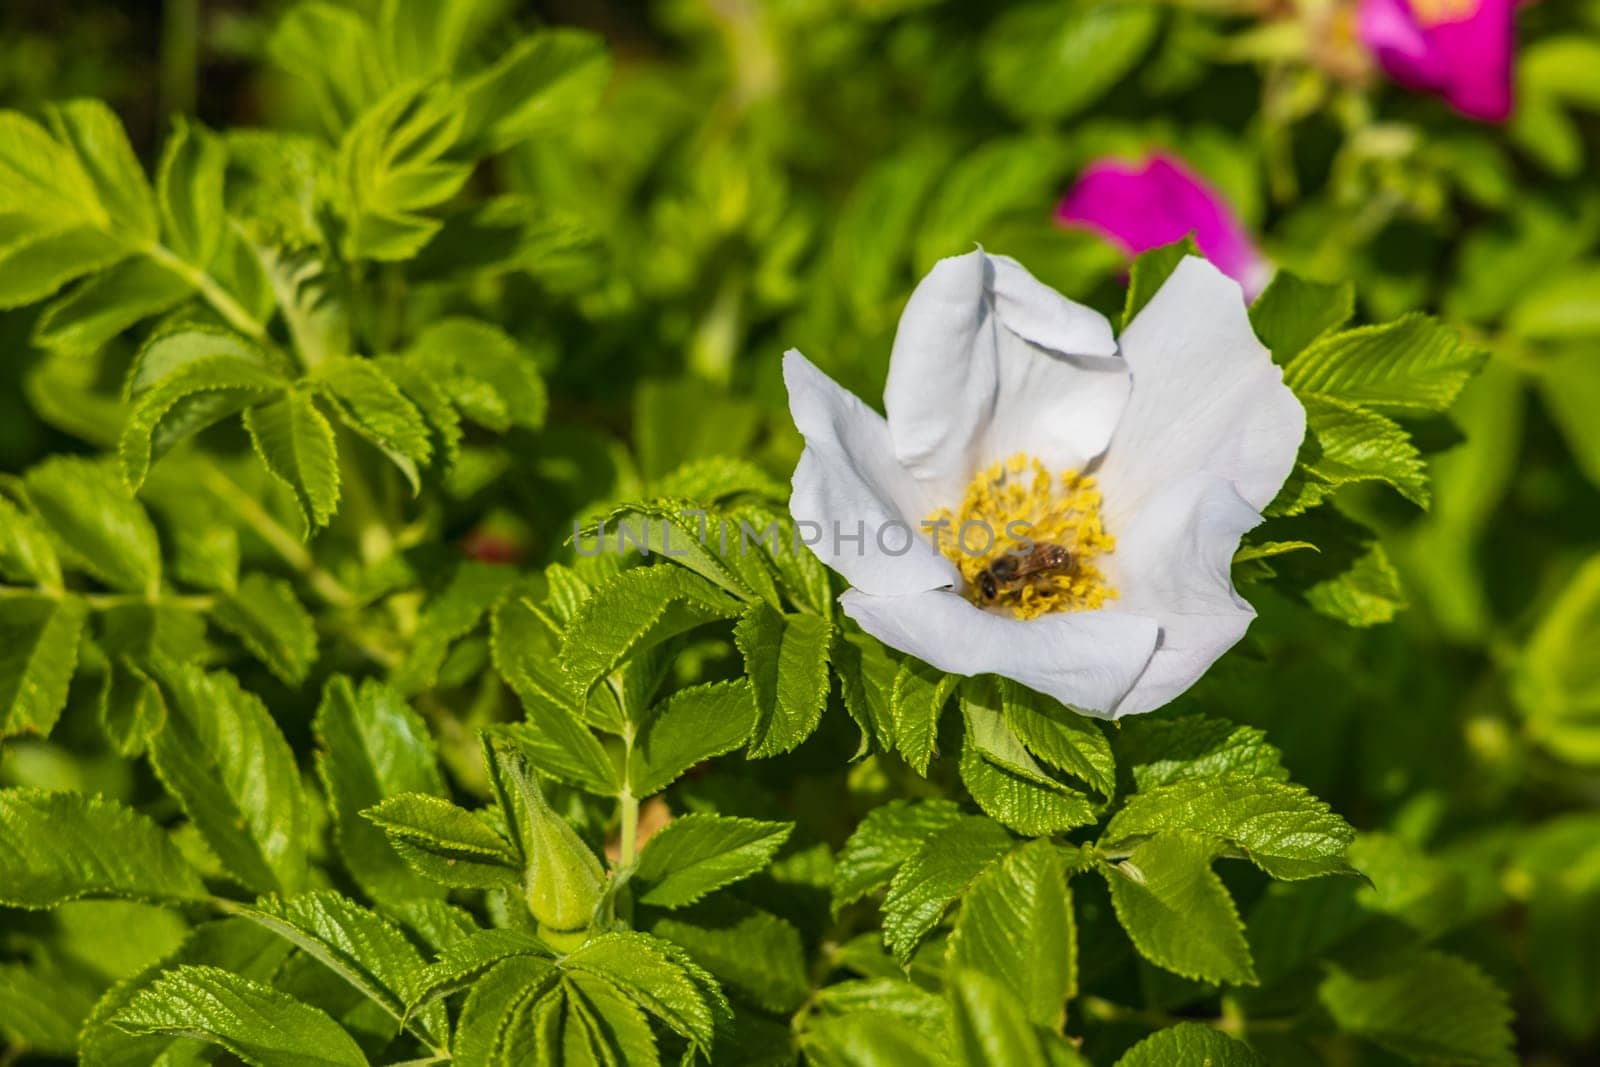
[1358, 0, 1518, 122]
[1055, 154, 1270, 301]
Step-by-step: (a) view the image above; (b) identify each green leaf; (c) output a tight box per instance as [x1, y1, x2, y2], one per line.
[1539, 350, 1600, 489]
[634, 814, 793, 907]
[156, 117, 227, 267]
[946, 968, 1060, 1067]
[582, 499, 779, 604]
[98, 656, 166, 758]
[998, 680, 1115, 797]
[407, 317, 549, 432]
[1285, 315, 1486, 415]
[338, 84, 471, 262]
[147, 664, 310, 894]
[559, 564, 743, 696]
[34, 256, 191, 352]
[1123, 239, 1198, 328]
[959, 736, 1097, 837]
[1115, 715, 1288, 791]
[648, 901, 809, 1014]
[1103, 832, 1257, 986]
[243, 391, 342, 532]
[452, 955, 561, 1067]
[1320, 949, 1516, 1067]
[832, 799, 966, 912]
[1104, 774, 1355, 880]
[883, 817, 1015, 963]
[244, 890, 447, 1050]
[313, 356, 433, 491]
[628, 679, 758, 796]
[1514, 553, 1600, 763]
[45, 99, 158, 239]
[562, 931, 725, 1053]
[406, 928, 553, 1017]
[981, 1, 1160, 124]
[24, 456, 162, 595]
[0, 496, 62, 589]
[1249, 271, 1355, 363]
[1509, 263, 1600, 341]
[891, 658, 959, 775]
[1303, 540, 1407, 627]
[490, 592, 621, 796]
[0, 788, 206, 907]
[947, 839, 1075, 1027]
[802, 1012, 948, 1067]
[0, 594, 87, 737]
[736, 601, 834, 758]
[113, 965, 370, 1067]
[1302, 394, 1429, 507]
[361, 793, 521, 889]
[210, 573, 317, 685]
[393, 562, 512, 694]
[915, 134, 1068, 269]
[0, 224, 126, 308]
[1113, 1022, 1266, 1066]
[0, 108, 105, 222]
[127, 322, 278, 396]
[0, 959, 98, 1055]
[120, 356, 286, 488]
[314, 676, 447, 903]
[836, 627, 901, 752]
[460, 29, 611, 152]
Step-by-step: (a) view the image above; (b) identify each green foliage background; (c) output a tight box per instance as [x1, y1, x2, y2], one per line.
[1, 1, 1598, 1065]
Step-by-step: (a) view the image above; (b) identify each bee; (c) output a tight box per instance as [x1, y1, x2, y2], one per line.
[977, 542, 1076, 601]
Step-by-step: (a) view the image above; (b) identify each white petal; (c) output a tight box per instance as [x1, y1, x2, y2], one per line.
[840, 588, 1159, 718]
[785, 350, 959, 596]
[1103, 474, 1262, 718]
[884, 251, 1126, 506]
[1097, 256, 1305, 530]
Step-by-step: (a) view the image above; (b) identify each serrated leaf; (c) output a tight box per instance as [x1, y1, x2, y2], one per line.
[314, 676, 447, 904]
[833, 799, 967, 912]
[406, 317, 548, 433]
[1286, 315, 1487, 415]
[0, 594, 86, 737]
[1103, 832, 1257, 986]
[945, 968, 1055, 1067]
[0, 496, 62, 589]
[628, 679, 758, 796]
[0, 789, 206, 908]
[147, 664, 310, 894]
[45, 99, 157, 239]
[156, 117, 227, 267]
[362, 793, 521, 889]
[959, 738, 1097, 837]
[0, 959, 98, 1055]
[582, 499, 776, 604]
[891, 659, 959, 775]
[243, 391, 342, 531]
[1320, 949, 1515, 1067]
[634, 814, 793, 907]
[313, 356, 433, 491]
[559, 564, 743, 696]
[562, 931, 724, 1053]
[999, 681, 1115, 797]
[948, 839, 1075, 1027]
[1104, 774, 1355, 880]
[1249, 271, 1355, 363]
[490, 592, 621, 796]
[98, 656, 166, 758]
[648, 901, 809, 1014]
[0, 225, 126, 308]
[981, 1, 1159, 124]
[460, 29, 611, 152]
[34, 256, 190, 353]
[113, 965, 370, 1067]
[453, 955, 561, 1067]
[24, 456, 162, 595]
[210, 573, 317, 685]
[736, 601, 833, 758]
[883, 818, 1015, 963]
[1113, 1022, 1266, 1066]
[243, 890, 447, 1050]
[119, 356, 284, 488]
[1303, 393, 1429, 507]
[394, 562, 512, 693]
[835, 627, 900, 753]
[127, 323, 278, 396]
[802, 1012, 948, 1067]
[406, 928, 553, 1017]
[1115, 715, 1288, 791]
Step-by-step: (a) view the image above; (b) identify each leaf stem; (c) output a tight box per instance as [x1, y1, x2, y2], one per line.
[143, 242, 269, 341]
[197, 461, 356, 607]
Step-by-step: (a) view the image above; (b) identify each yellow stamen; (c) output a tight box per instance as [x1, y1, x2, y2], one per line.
[926, 453, 1116, 621]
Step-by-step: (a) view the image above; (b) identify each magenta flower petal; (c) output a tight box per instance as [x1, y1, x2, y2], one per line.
[1358, 0, 1518, 122]
[1055, 154, 1269, 300]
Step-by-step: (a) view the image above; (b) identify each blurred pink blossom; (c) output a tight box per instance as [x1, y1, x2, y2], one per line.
[1357, 0, 1518, 122]
[1055, 154, 1270, 300]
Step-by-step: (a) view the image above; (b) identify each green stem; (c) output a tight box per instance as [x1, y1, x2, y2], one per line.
[159, 0, 200, 118]
[197, 461, 356, 607]
[617, 787, 640, 869]
[144, 242, 268, 341]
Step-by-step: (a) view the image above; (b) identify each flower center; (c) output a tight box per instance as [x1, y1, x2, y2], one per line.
[926, 453, 1116, 620]
[1409, 0, 1479, 27]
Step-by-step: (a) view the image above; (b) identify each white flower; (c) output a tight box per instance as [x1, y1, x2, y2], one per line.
[784, 251, 1305, 718]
